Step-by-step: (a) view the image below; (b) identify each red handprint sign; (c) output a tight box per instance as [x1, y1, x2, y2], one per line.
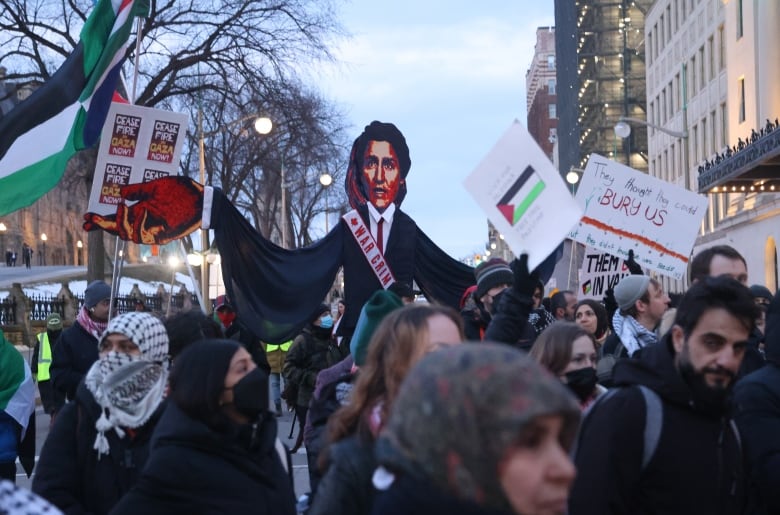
[83, 176, 204, 245]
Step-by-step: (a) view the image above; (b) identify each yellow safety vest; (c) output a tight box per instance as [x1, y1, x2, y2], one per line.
[265, 340, 292, 353]
[36, 332, 53, 382]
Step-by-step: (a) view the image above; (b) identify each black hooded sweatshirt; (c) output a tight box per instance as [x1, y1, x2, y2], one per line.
[733, 291, 780, 514]
[569, 338, 745, 515]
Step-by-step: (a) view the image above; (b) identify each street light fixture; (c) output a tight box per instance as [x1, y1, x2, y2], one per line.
[40, 233, 47, 266]
[614, 116, 690, 190]
[319, 172, 333, 233]
[198, 111, 271, 313]
[77, 240, 83, 266]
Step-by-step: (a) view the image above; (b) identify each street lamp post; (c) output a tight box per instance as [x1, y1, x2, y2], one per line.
[614, 116, 690, 190]
[40, 233, 47, 266]
[77, 240, 83, 266]
[198, 110, 272, 312]
[319, 172, 333, 233]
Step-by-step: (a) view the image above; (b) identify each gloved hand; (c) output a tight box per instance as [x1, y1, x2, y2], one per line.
[510, 253, 540, 298]
[626, 249, 644, 275]
[83, 176, 204, 244]
[603, 287, 618, 327]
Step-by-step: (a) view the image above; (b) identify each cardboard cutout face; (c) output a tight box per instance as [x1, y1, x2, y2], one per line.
[362, 140, 401, 211]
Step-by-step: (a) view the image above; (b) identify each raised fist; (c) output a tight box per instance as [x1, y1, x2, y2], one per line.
[83, 176, 204, 245]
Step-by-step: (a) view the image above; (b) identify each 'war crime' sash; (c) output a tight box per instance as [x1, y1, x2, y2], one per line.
[342, 209, 396, 288]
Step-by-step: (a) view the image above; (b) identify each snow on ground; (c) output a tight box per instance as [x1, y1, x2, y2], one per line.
[0, 272, 196, 299]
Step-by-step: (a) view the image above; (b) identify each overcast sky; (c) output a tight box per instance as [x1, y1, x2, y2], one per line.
[312, 1, 555, 259]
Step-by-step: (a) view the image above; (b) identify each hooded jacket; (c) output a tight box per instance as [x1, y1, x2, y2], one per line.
[109, 402, 295, 515]
[569, 338, 745, 515]
[733, 291, 780, 514]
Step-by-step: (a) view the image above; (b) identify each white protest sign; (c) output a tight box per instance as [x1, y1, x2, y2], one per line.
[568, 154, 708, 280]
[578, 247, 631, 300]
[464, 121, 582, 270]
[88, 103, 189, 216]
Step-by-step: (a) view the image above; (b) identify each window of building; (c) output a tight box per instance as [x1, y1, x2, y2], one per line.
[648, 33, 654, 65]
[666, 6, 672, 42]
[674, 0, 679, 30]
[675, 73, 681, 111]
[548, 78, 556, 95]
[662, 90, 667, 124]
[701, 117, 708, 158]
[708, 36, 715, 81]
[670, 143, 676, 180]
[664, 150, 669, 182]
[737, 0, 744, 39]
[549, 128, 557, 141]
[710, 111, 717, 152]
[738, 77, 746, 122]
[548, 103, 557, 119]
[690, 55, 697, 95]
[547, 54, 555, 70]
[718, 25, 725, 71]
[699, 46, 705, 90]
[660, 15, 665, 48]
[692, 124, 699, 162]
[720, 103, 728, 147]
[654, 24, 659, 60]
[668, 81, 674, 117]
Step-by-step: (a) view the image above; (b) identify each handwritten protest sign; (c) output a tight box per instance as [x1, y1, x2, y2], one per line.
[88, 103, 188, 215]
[568, 154, 708, 280]
[578, 247, 632, 300]
[464, 121, 582, 270]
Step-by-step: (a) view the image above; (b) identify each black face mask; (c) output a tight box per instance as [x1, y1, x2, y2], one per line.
[227, 368, 269, 421]
[564, 367, 598, 403]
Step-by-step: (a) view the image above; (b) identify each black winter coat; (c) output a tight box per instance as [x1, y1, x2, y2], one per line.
[50, 322, 99, 406]
[283, 327, 348, 409]
[371, 473, 511, 515]
[308, 435, 376, 515]
[109, 402, 295, 515]
[569, 337, 746, 515]
[32, 382, 163, 515]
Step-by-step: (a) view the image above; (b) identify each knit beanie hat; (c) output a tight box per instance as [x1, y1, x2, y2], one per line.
[614, 274, 651, 311]
[84, 281, 112, 309]
[46, 312, 63, 331]
[375, 343, 580, 513]
[350, 290, 403, 366]
[749, 284, 773, 305]
[474, 258, 514, 299]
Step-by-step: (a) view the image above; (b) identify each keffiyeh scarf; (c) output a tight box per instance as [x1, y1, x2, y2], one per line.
[612, 311, 658, 356]
[85, 312, 169, 458]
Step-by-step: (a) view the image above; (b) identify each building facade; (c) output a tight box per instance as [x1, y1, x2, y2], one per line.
[645, 0, 780, 293]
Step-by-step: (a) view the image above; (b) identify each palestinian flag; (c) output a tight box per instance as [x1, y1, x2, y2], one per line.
[496, 165, 546, 226]
[0, 332, 35, 439]
[0, 0, 149, 217]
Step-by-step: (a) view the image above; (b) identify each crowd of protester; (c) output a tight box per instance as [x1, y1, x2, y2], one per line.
[0, 241, 778, 515]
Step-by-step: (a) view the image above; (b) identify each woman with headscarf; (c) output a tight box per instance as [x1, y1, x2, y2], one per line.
[530, 321, 606, 410]
[308, 303, 464, 515]
[574, 299, 611, 348]
[33, 312, 169, 515]
[372, 343, 580, 515]
[110, 339, 295, 515]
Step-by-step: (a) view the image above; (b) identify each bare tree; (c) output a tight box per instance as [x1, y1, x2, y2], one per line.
[0, 0, 348, 274]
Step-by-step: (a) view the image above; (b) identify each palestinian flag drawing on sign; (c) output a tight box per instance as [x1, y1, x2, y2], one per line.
[496, 165, 546, 226]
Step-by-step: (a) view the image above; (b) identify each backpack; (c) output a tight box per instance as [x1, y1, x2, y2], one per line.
[596, 340, 626, 385]
[573, 385, 663, 471]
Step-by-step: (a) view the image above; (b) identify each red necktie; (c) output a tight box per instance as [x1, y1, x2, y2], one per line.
[377, 218, 384, 254]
